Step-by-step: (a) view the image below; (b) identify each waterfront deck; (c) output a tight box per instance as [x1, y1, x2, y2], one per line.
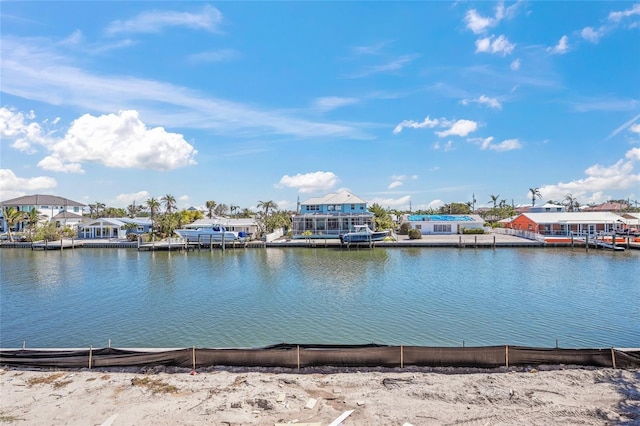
[3, 233, 639, 250]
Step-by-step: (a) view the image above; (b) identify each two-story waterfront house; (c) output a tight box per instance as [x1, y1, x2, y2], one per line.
[291, 190, 375, 239]
[0, 194, 85, 233]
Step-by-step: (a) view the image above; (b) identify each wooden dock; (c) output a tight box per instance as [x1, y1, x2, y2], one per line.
[31, 239, 84, 250]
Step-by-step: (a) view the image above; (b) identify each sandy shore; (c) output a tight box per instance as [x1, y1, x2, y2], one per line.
[1, 366, 638, 425]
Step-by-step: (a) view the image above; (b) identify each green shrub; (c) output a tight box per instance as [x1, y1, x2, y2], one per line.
[399, 223, 411, 235]
[462, 228, 485, 234]
[408, 228, 422, 239]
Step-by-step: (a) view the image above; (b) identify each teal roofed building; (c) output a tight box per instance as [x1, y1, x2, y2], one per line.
[292, 190, 374, 239]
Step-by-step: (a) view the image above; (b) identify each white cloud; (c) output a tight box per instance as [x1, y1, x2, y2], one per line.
[465, 9, 495, 34]
[436, 119, 478, 138]
[433, 140, 454, 151]
[1, 36, 365, 140]
[37, 110, 197, 173]
[464, 3, 521, 34]
[605, 112, 640, 140]
[475, 35, 515, 56]
[462, 95, 502, 109]
[426, 199, 445, 210]
[347, 54, 420, 78]
[510, 58, 521, 70]
[580, 27, 603, 43]
[0, 169, 57, 201]
[0, 107, 52, 154]
[368, 195, 411, 208]
[485, 138, 522, 151]
[630, 123, 640, 134]
[278, 171, 339, 193]
[115, 191, 150, 206]
[312, 96, 359, 112]
[393, 116, 439, 134]
[105, 5, 223, 35]
[626, 147, 640, 161]
[548, 35, 570, 54]
[538, 151, 640, 202]
[608, 3, 640, 22]
[388, 181, 403, 189]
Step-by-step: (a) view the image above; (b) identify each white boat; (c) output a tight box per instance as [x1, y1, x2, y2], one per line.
[340, 225, 389, 243]
[174, 224, 242, 242]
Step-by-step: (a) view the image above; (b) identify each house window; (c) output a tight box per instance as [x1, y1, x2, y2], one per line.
[434, 224, 452, 233]
[328, 218, 338, 230]
[307, 205, 319, 212]
[350, 204, 355, 210]
[74, 207, 79, 213]
[416, 225, 422, 230]
[137, 226, 144, 232]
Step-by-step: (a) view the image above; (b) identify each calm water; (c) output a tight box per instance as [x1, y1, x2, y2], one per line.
[1, 247, 638, 349]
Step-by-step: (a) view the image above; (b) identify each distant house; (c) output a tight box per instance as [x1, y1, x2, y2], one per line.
[583, 201, 629, 212]
[402, 214, 485, 235]
[0, 194, 85, 232]
[292, 190, 374, 239]
[505, 212, 625, 236]
[77, 218, 152, 239]
[529, 203, 566, 213]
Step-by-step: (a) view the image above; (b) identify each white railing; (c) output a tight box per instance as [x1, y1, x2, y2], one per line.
[492, 227, 546, 242]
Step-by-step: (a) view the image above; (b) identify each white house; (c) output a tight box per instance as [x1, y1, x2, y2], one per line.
[0, 194, 85, 232]
[402, 214, 485, 235]
[78, 218, 152, 239]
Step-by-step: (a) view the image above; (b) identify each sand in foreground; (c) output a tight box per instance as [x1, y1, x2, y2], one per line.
[1, 367, 638, 425]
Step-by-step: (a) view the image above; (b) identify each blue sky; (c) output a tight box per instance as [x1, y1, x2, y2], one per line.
[1, 1, 639, 212]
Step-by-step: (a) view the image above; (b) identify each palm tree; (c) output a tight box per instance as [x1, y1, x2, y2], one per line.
[488, 194, 500, 209]
[230, 205, 240, 217]
[564, 193, 579, 212]
[205, 200, 216, 219]
[146, 198, 161, 222]
[25, 208, 45, 240]
[214, 203, 228, 217]
[95, 202, 106, 218]
[257, 200, 278, 217]
[2, 207, 25, 242]
[161, 194, 177, 213]
[529, 187, 542, 207]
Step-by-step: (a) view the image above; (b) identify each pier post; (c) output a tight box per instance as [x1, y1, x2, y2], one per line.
[60, 237, 63, 251]
[493, 235, 495, 248]
[474, 235, 477, 248]
[458, 235, 462, 248]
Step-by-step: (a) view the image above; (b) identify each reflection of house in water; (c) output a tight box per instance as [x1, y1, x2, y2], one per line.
[292, 190, 374, 239]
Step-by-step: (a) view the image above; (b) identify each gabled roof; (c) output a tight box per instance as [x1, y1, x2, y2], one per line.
[301, 190, 367, 206]
[51, 211, 84, 220]
[0, 194, 85, 207]
[583, 201, 629, 211]
[517, 212, 624, 224]
[79, 218, 126, 227]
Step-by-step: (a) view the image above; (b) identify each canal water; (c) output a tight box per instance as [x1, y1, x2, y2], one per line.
[1, 247, 638, 349]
